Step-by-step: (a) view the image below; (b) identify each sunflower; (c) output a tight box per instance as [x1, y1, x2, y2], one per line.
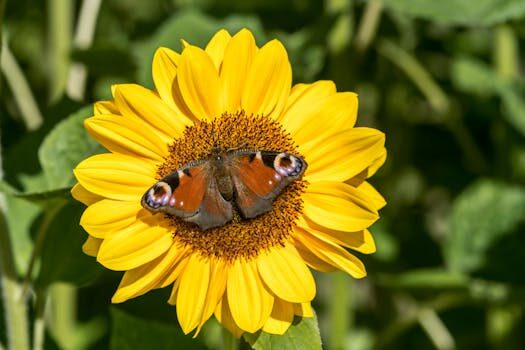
[72, 28, 386, 336]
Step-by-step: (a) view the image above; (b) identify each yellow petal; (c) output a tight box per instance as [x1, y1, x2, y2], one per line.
[111, 243, 185, 303]
[301, 128, 386, 183]
[94, 100, 119, 115]
[302, 181, 379, 232]
[262, 298, 294, 335]
[176, 254, 211, 334]
[71, 183, 103, 206]
[355, 181, 386, 211]
[227, 259, 274, 333]
[82, 235, 102, 257]
[293, 227, 367, 278]
[279, 80, 336, 129]
[368, 148, 387, 178]
[294, 237, 337, 272]
[241, 40, 291, 120]
[220, 29, 257, 112]
[159, 252, 191, 290]
[85, 115, 168, 161]
[152, 47, 180, 109]
[177, 46, 223, 120]
[293, 302, 313, 317]
[215, 295, 244, 338]
[297, 216, 376, 254]
[114, 84, 190, 139]
[73, 153, 157, 201]
[180, 39, 190, 49]
[257, 244, 316, 303]
[289, 92, 358, 146]
[80, 199, 143, 239]
[196, 259, 228, 335]
[96, 217, 172, 270]
[205, 29, 232, 70]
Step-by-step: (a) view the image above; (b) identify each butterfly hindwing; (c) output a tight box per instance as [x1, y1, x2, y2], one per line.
[229, 150, 307, 219]
[141, 162, 232, 230]
[142, 148, 306, 229]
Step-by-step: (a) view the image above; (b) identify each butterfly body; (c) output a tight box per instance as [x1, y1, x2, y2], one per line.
[142, 148, 307, 230]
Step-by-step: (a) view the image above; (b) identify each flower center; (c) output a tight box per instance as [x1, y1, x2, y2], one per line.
[157, 111, 306, 261]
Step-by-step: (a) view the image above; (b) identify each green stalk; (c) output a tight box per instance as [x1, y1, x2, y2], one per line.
[377, 38, 488, 172]
[418, 308, 455, 350]
[0, 143, 29, 349]
[66, 0, 102, 101]
[0, 212, 30, 350]
[48, 0, 72, 102]
[48, 283, 77, 349]
[32, 290, 47, 350]
[21, 200, 66, 297]
[377, 39, 449, 114]
[1, 36, 44, 131]
[494, 25, 519, 81]
[222, 327, 238, 350]
[354, 0, 383, 52]
[329, 272, 352, 350]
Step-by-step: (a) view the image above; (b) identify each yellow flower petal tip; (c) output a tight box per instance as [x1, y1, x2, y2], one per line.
[72, 28, 386, 335]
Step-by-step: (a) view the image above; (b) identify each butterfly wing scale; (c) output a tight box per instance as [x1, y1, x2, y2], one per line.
[141, 161, 232, 230]
[229, 151, 307, 219]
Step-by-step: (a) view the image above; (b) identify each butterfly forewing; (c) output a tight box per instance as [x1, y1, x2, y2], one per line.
[141, 149, 306, 230]
[229, 151, 307, 219]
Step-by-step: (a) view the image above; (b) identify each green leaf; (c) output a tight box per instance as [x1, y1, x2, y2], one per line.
[500, 82, 525, 136]
[38, 106, 104, 190]
[451, 57, 502, 97]
[384, 0, 525, 26]
[109, 307, 207, 350]
[4, 195, 41, 274]
[377, 269, 469, 290]
[133, 9, 265, 87]
[452, 57, 525, 136]
[244, 315, 322, 350]
[0, 180, 71, 203]
[445, 179, 525, 275]
[36, 202, 103, 287]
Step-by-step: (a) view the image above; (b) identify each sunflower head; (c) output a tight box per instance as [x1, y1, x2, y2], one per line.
[73, 28, 386, 336]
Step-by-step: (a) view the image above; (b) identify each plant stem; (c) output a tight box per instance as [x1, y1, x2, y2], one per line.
[377, 39, 449, 114]
[418, 308, 455, 350]
[222, 327, 238, 350]
[66, 0, 102, 101]
[375, 293, 467, 349]
[0, 211, 30, 350]
[329, 271, 352, 350]
[1, 35, 44, 131]
[21, 200, 66, 297]
[0, 141, 30, 349]
[355, 0, 383, 52]
[48, 283, 77, 349]
[33, 290, 48, 350]
[494, 25, 519, 81]
[377, 38, 488, 172]
[48, 0, 72, 102]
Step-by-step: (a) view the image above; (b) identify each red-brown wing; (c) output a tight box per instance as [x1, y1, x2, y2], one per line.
[184, 183, 233, 230]
[232, 153, 280, 197]
[142, 162, 233, 230]
[229, 151, 307, 219]
[141, 164, 208, 217]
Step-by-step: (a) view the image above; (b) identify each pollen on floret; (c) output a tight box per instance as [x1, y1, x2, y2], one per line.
[157, 111, 307, 261]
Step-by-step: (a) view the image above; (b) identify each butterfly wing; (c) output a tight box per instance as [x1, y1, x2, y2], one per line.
[229, 150, 307, 219]
[141, 161, 232, 230]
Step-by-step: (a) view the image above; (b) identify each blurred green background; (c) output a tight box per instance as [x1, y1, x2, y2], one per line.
[2, 0, 525, 349]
